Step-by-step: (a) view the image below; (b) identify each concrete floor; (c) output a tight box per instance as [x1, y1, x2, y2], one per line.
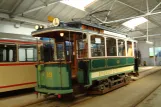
[0, 66, 160, 107]
[136, 84, 161, 107]
[72, 68, 161, 107]
[0, 93, 44, 107]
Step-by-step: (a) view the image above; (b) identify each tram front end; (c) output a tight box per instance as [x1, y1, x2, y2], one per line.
[32, 27, 87, 96]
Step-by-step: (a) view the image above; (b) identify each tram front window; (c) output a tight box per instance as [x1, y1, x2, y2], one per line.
[36, 31, 87, 64]
[41, 43, 54, 62]
[56, 43, 65, 60]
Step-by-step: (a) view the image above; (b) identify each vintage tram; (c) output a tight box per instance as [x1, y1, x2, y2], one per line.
[32, 21, 137, 96]
[0, 33, 40, 92]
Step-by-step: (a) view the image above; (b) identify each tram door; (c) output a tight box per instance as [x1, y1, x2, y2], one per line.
[64, 34, 78, 79]
[64, 41, 77, 78]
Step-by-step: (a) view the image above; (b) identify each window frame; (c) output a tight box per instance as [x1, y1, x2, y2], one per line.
[18, 44, 37, 62]
[127, 41, 134, 57]
[117, 39, 126, 57]
[0, 43, 17, 62]
[106, 37, 117, 57]
[90, 34, 105, 57]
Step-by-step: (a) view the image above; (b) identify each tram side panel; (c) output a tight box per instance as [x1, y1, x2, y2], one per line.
[77, 57, 134, 85]
[0, 63, 36, 92]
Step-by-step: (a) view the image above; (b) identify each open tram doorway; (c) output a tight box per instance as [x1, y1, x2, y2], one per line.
[37, 31, 89, 85]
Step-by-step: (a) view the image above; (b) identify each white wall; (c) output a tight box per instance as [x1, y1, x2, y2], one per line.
[0, 21, 35, 36]
[138, 39, 161, 66]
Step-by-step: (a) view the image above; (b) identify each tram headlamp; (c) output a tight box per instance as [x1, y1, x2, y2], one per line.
[35, 25, 39, 30]
[39, 25, 44, 29]
[35, 25, 44, 30]
[60, 33, 64, 37]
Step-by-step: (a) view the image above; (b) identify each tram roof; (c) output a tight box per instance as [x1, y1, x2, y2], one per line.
[32, 21, 137, 42]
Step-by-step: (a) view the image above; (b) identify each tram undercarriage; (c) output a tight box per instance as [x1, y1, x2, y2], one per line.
[87, 73, 131, 94]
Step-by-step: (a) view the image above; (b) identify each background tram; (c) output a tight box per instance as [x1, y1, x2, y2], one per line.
[33, 22, 138, 96]
[0, 33, 40, 92]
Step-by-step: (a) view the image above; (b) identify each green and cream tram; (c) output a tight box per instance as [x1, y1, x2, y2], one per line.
[32, 21, 137, 96]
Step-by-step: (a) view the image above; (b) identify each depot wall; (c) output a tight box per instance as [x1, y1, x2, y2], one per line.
[0, 21, 35, 36]
[138, 39, 161, 66]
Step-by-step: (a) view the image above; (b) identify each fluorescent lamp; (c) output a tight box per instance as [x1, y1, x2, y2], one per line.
[122, 17, 148, 29]
[60, 0, 95, 11]
[146, 41, 153, 45]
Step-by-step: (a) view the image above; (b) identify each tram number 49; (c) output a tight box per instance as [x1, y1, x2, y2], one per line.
[46, 72, 52, 78]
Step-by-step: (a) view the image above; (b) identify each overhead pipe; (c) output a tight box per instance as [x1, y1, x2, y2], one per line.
[133, 34, 161, 39]
[102, 11, 161, 24]
[0, 13, 48, 26]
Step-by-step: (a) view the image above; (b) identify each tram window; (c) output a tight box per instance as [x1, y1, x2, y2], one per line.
[78, 40, 88, 58]
[56, 43, 65, 60]
[65, 41, 72, 61]
[127, 41, 133, 56]
[91, 35, 105, 57]
[19, 45, 37, 62]
[118, 39, 126, 56]
[41, 44, 54, 62]
[106, 37, 117, 56]
[0, 44, 17, 62]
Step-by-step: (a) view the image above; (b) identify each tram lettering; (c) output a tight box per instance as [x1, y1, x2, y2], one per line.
[46, 72, 52, 78]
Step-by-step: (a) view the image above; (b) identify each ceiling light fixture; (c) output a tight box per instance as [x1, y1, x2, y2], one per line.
[60, 33, 64, 37]
[146, 41, 153, 45]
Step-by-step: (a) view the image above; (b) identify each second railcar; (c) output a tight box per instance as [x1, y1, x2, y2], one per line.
[0, 33, 41, 92]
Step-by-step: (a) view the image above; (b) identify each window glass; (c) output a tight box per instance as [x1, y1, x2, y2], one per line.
[127, 41, 133, 56]
[78, 40, 88, 58]
[118, 39, 126, 56]
[56, 43, 65, 60]
[65, 41, 72, 61]
[91, 35, 105, 57]
[3, 49, 6, 61]
[19, 45, 37, 62]
[0, 44, 17, 62]
[106, 37, 117, 56]
[42, 44, 54, 62]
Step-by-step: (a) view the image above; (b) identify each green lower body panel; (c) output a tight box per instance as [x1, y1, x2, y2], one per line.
[35, 87, 73, 95]
[36, 64, 72, 95]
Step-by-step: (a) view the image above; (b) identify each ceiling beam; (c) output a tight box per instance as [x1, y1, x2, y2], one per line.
[0, 0, 5, 7]
[150, 2, 161, 13]
[115, 1, 161, 27]
[9, 0, 24, 16]
[124, 26, 161, 33]
[74, 0, 113, 22]
[117, 0, 145, 13]
[104, 0, 117, 21]
[15, 0, 61, 16]
[133, 34, 161, 39]
[102, 11, 161, 24]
